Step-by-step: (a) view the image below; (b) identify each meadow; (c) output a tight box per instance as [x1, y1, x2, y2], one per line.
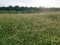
[0, 12, 60, 45]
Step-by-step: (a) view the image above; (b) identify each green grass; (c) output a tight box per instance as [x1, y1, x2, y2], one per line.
[0, 12, 60, 45]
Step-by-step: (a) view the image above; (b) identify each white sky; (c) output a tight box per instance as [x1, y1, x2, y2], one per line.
[0, 0, 60, 7]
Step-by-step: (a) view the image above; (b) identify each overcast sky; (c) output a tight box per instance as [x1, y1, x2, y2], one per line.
[0, 0, 60, 7]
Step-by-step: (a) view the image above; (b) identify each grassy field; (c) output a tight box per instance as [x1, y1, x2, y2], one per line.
[0, 12, 60, 45]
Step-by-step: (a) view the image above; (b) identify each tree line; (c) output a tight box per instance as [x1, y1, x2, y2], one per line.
[0, 6, 60, 13]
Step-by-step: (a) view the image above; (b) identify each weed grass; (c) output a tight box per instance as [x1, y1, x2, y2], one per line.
[0, 12, 60, 45]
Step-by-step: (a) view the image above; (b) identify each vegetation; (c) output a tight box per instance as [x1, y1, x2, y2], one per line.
[0, 6, 60, 13]
[0, 11, 60, 45]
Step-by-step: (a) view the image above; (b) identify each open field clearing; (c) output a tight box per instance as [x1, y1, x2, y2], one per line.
[0, 12, 60, 45]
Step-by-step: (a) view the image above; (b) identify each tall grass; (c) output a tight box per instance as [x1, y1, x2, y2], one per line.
[0, 12, 60, 45]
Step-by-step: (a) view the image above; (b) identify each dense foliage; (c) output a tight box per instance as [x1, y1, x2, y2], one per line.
[0, 6, 60, 13]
